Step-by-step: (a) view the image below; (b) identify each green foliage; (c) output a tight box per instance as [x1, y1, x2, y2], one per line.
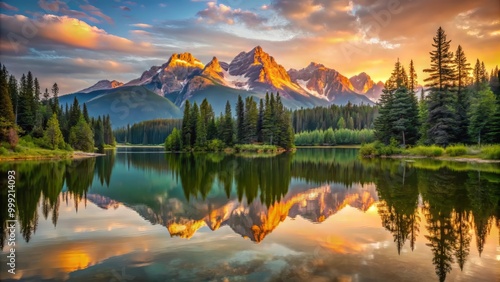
[295, 128, 374, 145]
[207, 139, 225, 152]
[234, 144, 278, 153]
[164, 127, 182, 151]
[407, 145, 444, 157]
[69, 116, 94, 152]
[480, 145, 500, 160]
[292, 103, 377, 133]
[43, 113, 65, 150]
[359, 139, 402, 157]
[469, 84, 497, 144]
[375, 59, 421, 146]
[359, 142, 377, 157]
[115, 119, 182, 145]
[445, 145, 468, 156]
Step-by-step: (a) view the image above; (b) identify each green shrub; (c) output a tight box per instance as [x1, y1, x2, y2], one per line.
[207, 139, 225, 152]
[234, 144, 278, 153]
[481, 145, 500, 160]
[407, 145, 444, 157]
[445, 145, 468, 156]
[0, 146, 8, 155]
[359, 143, 376, 157]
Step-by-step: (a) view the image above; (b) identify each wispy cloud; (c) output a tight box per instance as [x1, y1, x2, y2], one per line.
[130, 23, 152, 28]
[80, 4, 114, 24]
[0, 1, 18, 11]
[196, 2, 267, 27]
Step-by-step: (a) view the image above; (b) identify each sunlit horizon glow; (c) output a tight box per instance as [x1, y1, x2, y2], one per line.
[0, 0, 499, 94]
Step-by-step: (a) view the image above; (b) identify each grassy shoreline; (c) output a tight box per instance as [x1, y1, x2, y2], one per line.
[360, 142, 500, 163]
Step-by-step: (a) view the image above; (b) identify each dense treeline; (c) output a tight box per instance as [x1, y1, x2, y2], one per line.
[114, 119, 182, 145]
[295, 128, 375, 146]
[0, 63, 114, 153]
[166, 92, 295, 151]
[292, 103, 377, 132]
[374, 27, 500, 147]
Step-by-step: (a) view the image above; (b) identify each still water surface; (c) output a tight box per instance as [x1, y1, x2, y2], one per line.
[0, 148, 499, 281]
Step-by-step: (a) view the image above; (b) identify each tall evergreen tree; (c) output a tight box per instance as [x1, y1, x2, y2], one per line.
[181, 100, 192, 147]
[43, 88, 50, 104]
[8, 75, 18, 124]
[69, 97, 81, 128]
[423, 27, 457, 146]
[423, 27, 456, 92]
[257, 99, 264, 142]
[454, 45, 472, 143]
[17, 73, 35, 134]
[408, 60, 418, 93]
[69, 115, 94, 152]
[473, 59, 482, 90]
[0, 64, 15, 124]
[243, 97, 258, 143]
[82, 103, 90, 124]
[189, 102, 199, 146]
[44, 113, 65, 150]
[262, 92, 273, 143]
[236, 95, 245, 144]
[469, 84, 496, 145]
[484, 68, 500, 143]
[196, 99, 211, 147]
[51, 83, 59, 115]
[93, 116, 104, 151]
[222, 101, 234, 146]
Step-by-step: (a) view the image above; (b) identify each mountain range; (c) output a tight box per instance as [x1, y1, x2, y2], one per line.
[60, 46, 384, 128]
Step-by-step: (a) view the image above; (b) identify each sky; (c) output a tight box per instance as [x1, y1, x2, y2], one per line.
[0, 0, 499, 94]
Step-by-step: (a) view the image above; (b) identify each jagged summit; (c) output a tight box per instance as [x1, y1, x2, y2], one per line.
[77, 79, 124, 93]
[350, 72, 375, 94]
[166, 52, 204, 68]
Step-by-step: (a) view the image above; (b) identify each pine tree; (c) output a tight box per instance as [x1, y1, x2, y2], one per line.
[51, 83, 59, 115]
[44, 113, 65, 150]
[473, 59, 482, 90]
[243, 97, 258, 143]
[189, 102, 199, 147]
[408, 60, 418, 93]
[82, 103, 90, 124]
[257, 99, 264, 142]
[8, 75, 18, 124]
[69, 97, 81, 128]
[374, 80, 395, 144]
[0, 64, 15, 124]
[93, 116, 104, 151]
[181, 100, 191, 148]
[390, 87, 420, 145]
[423, 27, 457, 146]
[236, 95, 245, 144]
[480, 62, 488, 83]
[222, 101, 234, 146]
[469, 84, 496, 145]
[347, 116, 354, 129]
[69, 115, 94, 152]
[165, 128, 182, 151]
[262, 92, 273, 143]
[43, 88, 50, 104]
[196, 99, 210, 147]
[423, 27, 456, 92]
[337, 117, 346, 129]
[454, 45, 472, 143]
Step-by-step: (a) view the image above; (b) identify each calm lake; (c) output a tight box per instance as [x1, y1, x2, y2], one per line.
[0, 148, 499, 281]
